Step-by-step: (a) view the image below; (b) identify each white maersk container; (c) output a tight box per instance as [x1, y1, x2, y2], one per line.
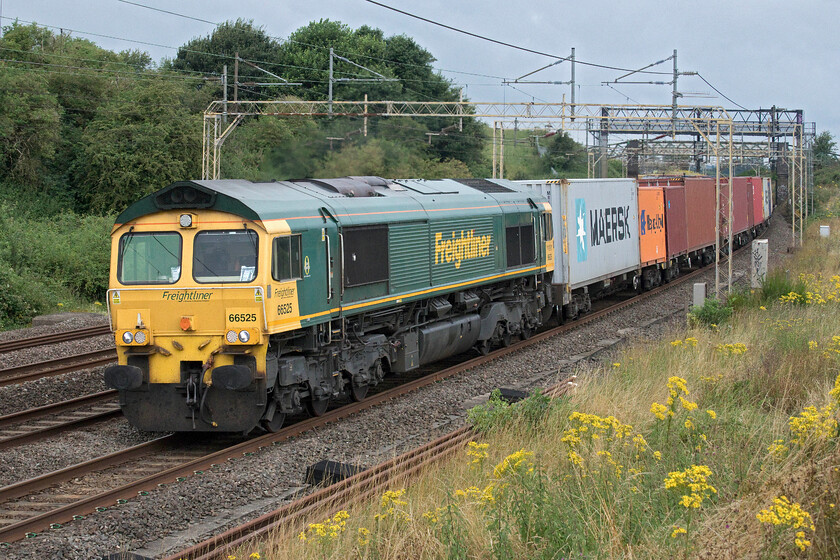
[516, 178, 641, 312]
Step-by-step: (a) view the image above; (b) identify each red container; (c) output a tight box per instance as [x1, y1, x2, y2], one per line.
[748, 177, 764, 224]
[684, 177, 717, 251]
[729, 177, 751, 235]
[663, 185, 687, 257]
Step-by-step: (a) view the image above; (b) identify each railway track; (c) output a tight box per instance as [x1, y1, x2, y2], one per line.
[0, 348, 116, 388]
[0, 391, 119, 451]
[0, 325, 111, 355]
[168, 379, 576, 560]
[0, 249, 753, 546]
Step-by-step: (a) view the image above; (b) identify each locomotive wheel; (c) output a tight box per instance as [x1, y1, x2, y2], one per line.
[348, 383, 369, 402]
[476, 339, 491, 356]
[305, 396, 330, 417]
[501, 331, 512, 347]
[261, 412, 286, 433]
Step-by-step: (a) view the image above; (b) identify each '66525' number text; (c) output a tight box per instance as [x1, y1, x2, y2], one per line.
[228, 313, 257, 322]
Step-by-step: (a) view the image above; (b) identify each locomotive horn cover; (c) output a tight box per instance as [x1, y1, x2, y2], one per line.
[211, 365, 253, 390]
[104, 365, 144, 390]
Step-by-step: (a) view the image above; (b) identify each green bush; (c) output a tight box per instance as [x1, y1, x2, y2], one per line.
[759, 270, 807, 306]
[468, 389, 554, 433]
[0, 205, 112, 328]
[688, 297, 733, 327]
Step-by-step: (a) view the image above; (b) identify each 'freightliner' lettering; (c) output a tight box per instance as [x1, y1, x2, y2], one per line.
[434, 230, 492, 269]
[161, 291, 213, 302]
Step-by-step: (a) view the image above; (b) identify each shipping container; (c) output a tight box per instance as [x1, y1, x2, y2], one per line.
[748, 177, 765, 225]
[663, 185, 688, 257]
[684, 177, 717, 252]
[638, 187, 667, 266]
[730, 177, 751, 235]
[515, 178, 640, 296]
[763, 177, 773, 222]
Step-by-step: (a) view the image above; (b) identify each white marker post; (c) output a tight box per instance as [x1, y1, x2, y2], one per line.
[751, 239, 769, 288]
[693, 283, 706, 309]
[820, 225, 830, 238]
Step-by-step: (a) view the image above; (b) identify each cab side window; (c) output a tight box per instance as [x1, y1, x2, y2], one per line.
[542, 213, 553, 241]
[272, 235, 302, 281]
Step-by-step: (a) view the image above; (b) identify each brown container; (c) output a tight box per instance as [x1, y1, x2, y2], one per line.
[638, 187, 667, 266]
[684, 177, 717, 251]
[663, 185, 687, 257]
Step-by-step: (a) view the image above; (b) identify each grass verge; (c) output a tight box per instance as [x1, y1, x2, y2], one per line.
[227, 219, 840, 560]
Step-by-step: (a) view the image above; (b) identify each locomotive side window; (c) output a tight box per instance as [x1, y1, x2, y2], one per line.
[343, 225, 389, 287]
[272, 235, 302, 282]
[506, 226, 522, 267]
[506, 224, 536, 269]
[118, 232, 182, 285]
[193, 230, 258, 283]
[542, 212, 553, 240]
[520, 224, 536, 264]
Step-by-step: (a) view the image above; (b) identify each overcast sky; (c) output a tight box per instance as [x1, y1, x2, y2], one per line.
[2, 0, 838, 145]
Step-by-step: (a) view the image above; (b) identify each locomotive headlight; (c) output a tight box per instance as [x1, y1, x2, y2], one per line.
[226, 330, 238, 344]
[179, 213, 193, 228]
[134, 331, 147, 344]
[238, 330, 251, 343]
[122, 331, 134, 344]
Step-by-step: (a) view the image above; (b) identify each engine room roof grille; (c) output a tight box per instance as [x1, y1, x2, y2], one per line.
[455, 179, 514, 193]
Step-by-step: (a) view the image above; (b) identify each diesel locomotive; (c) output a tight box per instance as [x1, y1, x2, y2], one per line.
[104, 177, 555, 433]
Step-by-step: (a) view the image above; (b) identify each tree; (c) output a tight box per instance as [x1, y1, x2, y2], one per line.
[167, 19, 282, 100]
[813, 131, 837, 169]
[0, 67, 61, 188]
[75, 78, 209, 213]
[543, 132, 587, 176]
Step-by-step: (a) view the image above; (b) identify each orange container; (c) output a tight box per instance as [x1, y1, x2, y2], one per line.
[638, 187, 667, 266]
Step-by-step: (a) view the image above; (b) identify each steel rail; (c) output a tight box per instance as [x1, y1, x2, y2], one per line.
[0, 390, 117, 430]
[0, 401, 121, 451]
[0, 325, 111, 354]
[0, 348, 116, 387]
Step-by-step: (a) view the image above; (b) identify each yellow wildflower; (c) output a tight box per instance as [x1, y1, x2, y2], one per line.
[706, 409, 717, 419]
[767, 439, 788, 458]
[679, 396, 698, 411]
[795, 531, 812, 551]
[493, 449, 534, 479]
[650, 402, 668, 421]
[757, 496, 815, 551]
[357, 527, 370, 546]
[789, 404, 837, 444]
[466, 441, 489, 468]
[664, 465, 716, 509]
[671, 526, 687, 538]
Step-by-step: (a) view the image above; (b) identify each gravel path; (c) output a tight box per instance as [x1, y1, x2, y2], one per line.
[0, 215, 791, 559]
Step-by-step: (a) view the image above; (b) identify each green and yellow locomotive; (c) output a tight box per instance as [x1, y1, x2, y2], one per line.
[105, 176, 554, 433]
